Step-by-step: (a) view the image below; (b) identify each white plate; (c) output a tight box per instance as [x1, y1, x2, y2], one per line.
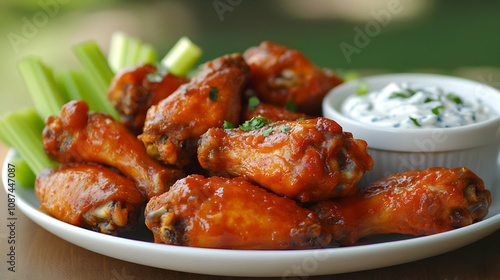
[3, 149, 500, 277]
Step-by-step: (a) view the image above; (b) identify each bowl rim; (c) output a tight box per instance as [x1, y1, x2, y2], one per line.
[322, 73, 500, 152]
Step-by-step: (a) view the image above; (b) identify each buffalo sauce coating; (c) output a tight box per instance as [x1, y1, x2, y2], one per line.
[35, 163, 144, 226]
[107, 64, 188, 134]
[311, 167, 492, 245]
[42, 100, 185, 199]
[243, 41, 343, 116]
[145, 175, 330, 249]
[198, 117, 373, 202]
[139, 53, 250, 166]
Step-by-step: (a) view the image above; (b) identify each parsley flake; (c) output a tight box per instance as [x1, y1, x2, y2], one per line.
[446, 93, 463, 104]
[409, 117, 421, 127]
[431, 105, 444, 115]
[286, 100, 297, 111]
[280, 125, 291, 133]
[263, 127, 273, 136]
[248, 96, 260, 111]
[389, 92, 409, 99]
[209, 86, 219, 101]
[223, 120, 234, 129]
[239, 117, 272, 131]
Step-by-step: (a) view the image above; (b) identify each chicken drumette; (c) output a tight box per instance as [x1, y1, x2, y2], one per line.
[139, 53, 250, 166]
[243, 41, 343, 115]
[242, 101, 311, 122]
[36, 163, 145, 235]
[145, 175, 330, 249]
[198, 117, 373, 202]
[107, 64, 188, 134]
[43, 100, 185, 199]
[311, 167, 492, 245]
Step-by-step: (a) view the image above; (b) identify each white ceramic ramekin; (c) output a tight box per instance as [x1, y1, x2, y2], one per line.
[323, 73, 500, 187]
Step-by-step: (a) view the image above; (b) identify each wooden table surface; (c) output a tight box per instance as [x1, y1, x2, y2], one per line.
[0, 143, 499, 280]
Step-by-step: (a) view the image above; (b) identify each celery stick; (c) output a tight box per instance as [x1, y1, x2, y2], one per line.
[57, 69, 116, 115]
[138, 43, 157, 65]
[125, 37, 141, 67]
[18, 57, 68, 120]
[10, 156, 36, 188]
[72, 41, 120, 119]
[0, 109, 57, 175]
[108, 32, 129, 73]
[161, 37, 202, 77]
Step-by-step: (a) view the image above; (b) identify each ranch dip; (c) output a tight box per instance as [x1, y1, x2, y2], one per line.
[342, 82, 495, 128]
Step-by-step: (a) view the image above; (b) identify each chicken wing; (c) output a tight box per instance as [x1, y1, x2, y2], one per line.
[139, 53, 250, 166]
[144, 174, 330, 249]
[242, 102, 311, 122]
[35, 163, 145, 234]
[310, 167, 492, 245]
[198, 117, 373, 202]
[243, 41, 343, 115]
[107, 64, 188, 134]
[42, 100, 185, 199]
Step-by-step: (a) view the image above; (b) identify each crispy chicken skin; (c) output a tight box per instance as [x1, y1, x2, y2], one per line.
[198, 117, 373, 202]
[42, 100, 185, 199]
[139, 53, 250, 166]
[243, 41, 343, 115]
[144, 175, 330, 249]
[107, 64, 188, 134]
[242, 102, 311, 122]
[35, 163, 145, 235]
[311, 167, 492, 245]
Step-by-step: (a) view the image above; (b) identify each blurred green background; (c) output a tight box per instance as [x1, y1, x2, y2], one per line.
[1, 0, 499, 116]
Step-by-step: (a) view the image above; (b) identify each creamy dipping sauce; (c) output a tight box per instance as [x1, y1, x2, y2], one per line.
[342, 82, 495, 128]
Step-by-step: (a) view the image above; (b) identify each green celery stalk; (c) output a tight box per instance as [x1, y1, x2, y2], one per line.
[125, 37, 141, 67]
[137, 43, 157, 65]
[72, 41, 120, 119]
[17, 57, 68, 120]
[57, 69, 116, 115]
[0, 109, 58, 175]
[9, 156, 36, 188]
[161, 36, 202, 77]
[108, 32, 129, 73]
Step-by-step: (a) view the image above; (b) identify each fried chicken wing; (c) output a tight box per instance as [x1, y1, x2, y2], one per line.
[311, 167, 492, 245]
[198, 117, 373, 202]
[145, 174, 330, 249]
[107, 64, 188, 134]
[242, 102, 311, 122]
[139, 53, 250, 166]
[243, 41, 343, 115]
[35, 163, 145, 234]
[42, 100, 185, 199]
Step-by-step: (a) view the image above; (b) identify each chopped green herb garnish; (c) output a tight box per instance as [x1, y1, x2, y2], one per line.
[239, 117, 272, 131]
[209, 86, 219, 101]
[286, 100, 297, 111]
[263, 127, 273, 136]
[431, 105, 444, 115]
[446, 93, 463, 104]
[424, 97, 435, 103]
[298, 117, 305, 121]
[409, 117, 421, 127]
[407, 89, 418, 96]
[146, 73, 163, 83]
[356, 80, 369, 95]
[223, 120, 234, 129]
[280, 125, 291, 133]
[248, 96, 260, 111]
[389, 92, 409, 99]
